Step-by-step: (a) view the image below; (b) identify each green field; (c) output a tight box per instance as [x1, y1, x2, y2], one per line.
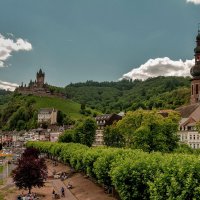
[26, 95, 99, 120]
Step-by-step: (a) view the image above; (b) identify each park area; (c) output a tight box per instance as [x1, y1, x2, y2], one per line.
[0, 159, 116, 200]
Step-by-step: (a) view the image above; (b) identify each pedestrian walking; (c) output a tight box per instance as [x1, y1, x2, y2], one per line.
[52, 189, 56, 199]
[61, 187, 65, 197]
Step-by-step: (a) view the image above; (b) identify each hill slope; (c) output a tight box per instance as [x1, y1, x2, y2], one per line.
[64, 76, 190, 113]
[0, 94, 98, 131]
[29, 95, 86, 119]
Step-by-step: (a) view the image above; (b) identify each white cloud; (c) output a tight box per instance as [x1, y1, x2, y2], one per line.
[186, 0, 200, 4]
[121, 57, 194, 81]
[0, 80, 19, 91]
[0, 33, 32, 67]
[0, 61, 3, 67]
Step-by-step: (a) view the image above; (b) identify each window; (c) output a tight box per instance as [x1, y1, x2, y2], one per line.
[192, 85, 194, 95]
[196, 84, 199, 94]
[190, 135, 192, 140]
[197, 144, 199, 148]
[193, 144, 196, 149]
[180, 135, 182, 141]
[194, 135, 196, 140]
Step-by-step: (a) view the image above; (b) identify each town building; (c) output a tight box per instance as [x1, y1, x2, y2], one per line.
[38, 108, 58, 125]
[93, 114, 122, 146]
[0, 131, 13, 147]
[177, 28, 200, 148]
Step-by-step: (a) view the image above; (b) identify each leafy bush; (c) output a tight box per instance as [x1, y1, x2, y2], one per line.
[27, 141, 200, 200]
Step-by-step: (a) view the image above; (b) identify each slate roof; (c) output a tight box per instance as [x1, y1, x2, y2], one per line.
[39, 108, 57, 114]
[176, 103, 200, 118]
[95, 114, 113, 121]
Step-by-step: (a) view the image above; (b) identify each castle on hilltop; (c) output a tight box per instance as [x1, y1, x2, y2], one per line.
[16, 69, 64, 98]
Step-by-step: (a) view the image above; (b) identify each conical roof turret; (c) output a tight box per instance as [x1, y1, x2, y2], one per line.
[190, 27, 200, 78]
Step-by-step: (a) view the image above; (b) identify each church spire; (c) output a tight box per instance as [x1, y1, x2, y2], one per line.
[190, 25, 200, 104]
[190, 25, 200, 78]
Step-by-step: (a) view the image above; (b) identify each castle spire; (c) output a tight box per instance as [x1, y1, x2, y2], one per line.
[36, 68, 45, 88]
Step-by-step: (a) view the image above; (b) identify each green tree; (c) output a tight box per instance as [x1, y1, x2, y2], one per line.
[63, 115, 75, 125]
[74, 118, 97, 146]
[12, 147, 47, 193]
[81, 103, 86, 110]
[196, 121, 200, 133]
[103, 125, 125, 147]
[57, 110, 66, 125]
[116, 110, 180, 152]
[58, 129, 75, 143]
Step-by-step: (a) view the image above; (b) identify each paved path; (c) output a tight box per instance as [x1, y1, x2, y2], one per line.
[50, 179, 77, 200]
[48, 160, 77, 200]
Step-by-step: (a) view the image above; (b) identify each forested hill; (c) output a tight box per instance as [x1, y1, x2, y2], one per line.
[64, 76, 191, 113]
[0, 89, 12, 107]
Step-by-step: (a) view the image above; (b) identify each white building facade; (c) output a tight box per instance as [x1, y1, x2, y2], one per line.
[38, 108, 57, 124]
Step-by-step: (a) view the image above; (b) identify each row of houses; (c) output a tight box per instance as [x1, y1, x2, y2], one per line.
[0, 127, 64, 147]
[0, 108, 124, 147]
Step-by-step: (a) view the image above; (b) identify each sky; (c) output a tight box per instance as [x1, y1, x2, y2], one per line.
[0, 0, 200, 90]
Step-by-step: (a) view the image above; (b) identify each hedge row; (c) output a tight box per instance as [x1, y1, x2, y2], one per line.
[27, 141, 200, 200]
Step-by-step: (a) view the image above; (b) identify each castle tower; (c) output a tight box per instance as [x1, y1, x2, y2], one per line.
[36, 69, 45, 88]
[190, 26, 200, 104]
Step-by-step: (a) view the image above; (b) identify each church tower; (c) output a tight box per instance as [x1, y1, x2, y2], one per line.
[190, 27, 200, 104]
[36, 69, 45, 88]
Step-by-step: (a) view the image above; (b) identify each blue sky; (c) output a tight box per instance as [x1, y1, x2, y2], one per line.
[0, 0, 200, 90]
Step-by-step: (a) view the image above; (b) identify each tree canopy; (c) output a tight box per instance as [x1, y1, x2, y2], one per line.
[64, 76, 190, 113]
[58, 117, 97, 147]
[12, 147, 48, 193]
[104, 110, 180, 152]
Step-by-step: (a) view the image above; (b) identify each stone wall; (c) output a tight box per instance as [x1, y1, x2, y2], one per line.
[16, 88, 65, 99]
